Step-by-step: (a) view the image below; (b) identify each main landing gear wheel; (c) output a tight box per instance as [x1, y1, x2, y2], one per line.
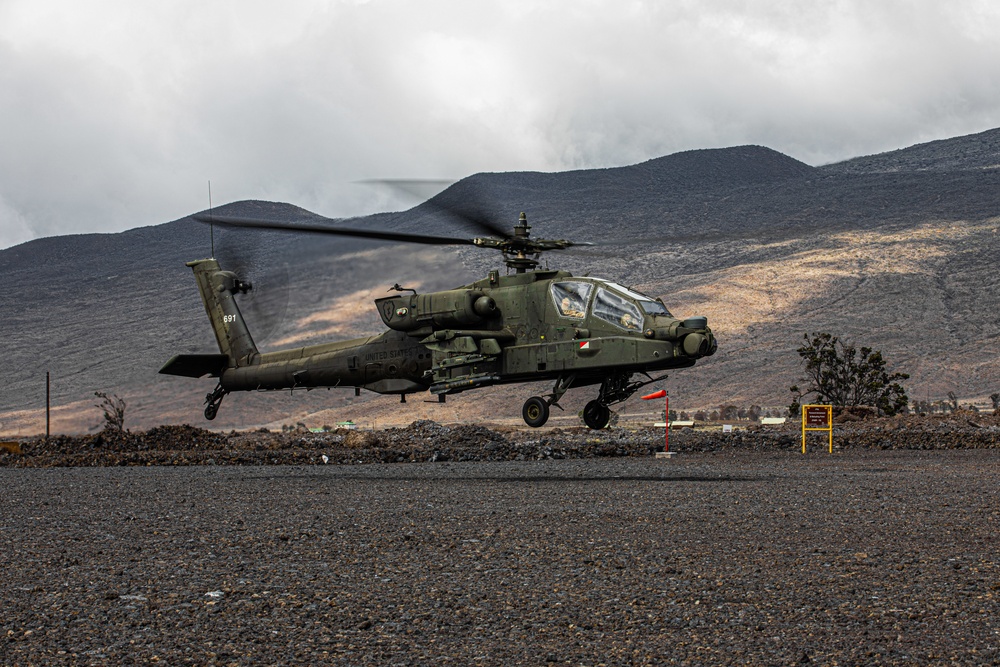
[522, 396, 550, 428]
[204, 403, 219, 420]
[583, 400, 611, 430]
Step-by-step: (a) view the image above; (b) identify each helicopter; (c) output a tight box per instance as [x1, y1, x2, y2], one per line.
[159, 208, 717, 429]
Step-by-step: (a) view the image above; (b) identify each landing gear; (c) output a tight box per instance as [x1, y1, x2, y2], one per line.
[521, 374, 577, 428]
[583, 400, 611, 430]
[522, 396, 550, 428]
[204, 384, 227, 421]
[580, 372, 668, 430]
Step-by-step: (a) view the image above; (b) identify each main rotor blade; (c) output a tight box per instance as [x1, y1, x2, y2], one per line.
[355, 178, 454, 201]
[360, 178, 514, 240]
[428, 204, 513, 241]
[194, 213, 479, 246]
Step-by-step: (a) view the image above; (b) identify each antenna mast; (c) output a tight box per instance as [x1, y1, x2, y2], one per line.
[208, 180, 215, 258]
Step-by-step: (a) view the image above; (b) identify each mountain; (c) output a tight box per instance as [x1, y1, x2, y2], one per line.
[3, 128, 999, 434]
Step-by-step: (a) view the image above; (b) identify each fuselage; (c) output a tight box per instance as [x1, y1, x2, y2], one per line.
[161, 258, 717, 427]
[215, 269, 715, 397]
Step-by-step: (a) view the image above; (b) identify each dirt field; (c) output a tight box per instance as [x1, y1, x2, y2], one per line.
[2, 447, 999, 665]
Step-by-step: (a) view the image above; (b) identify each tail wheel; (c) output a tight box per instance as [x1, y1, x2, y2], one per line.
[204, 384, 226, 421]
[522, 396, 550, 428]
[583, 400, 611, 430]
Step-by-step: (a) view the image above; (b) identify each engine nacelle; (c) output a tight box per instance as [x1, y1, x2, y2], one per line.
[375, 290, 499, 332]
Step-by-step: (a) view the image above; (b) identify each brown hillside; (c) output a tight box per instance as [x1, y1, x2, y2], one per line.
[2, 129, 999, 433]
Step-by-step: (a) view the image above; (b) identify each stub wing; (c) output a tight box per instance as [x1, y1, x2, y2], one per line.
[159, 354, 229, 378]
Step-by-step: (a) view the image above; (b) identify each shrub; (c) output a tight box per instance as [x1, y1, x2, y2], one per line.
[789, 332, 909, 417]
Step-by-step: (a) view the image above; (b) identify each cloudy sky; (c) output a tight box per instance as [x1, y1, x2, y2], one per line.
[1, 0, 998, 249]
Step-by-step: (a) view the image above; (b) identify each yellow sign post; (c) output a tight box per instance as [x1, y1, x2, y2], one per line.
[801, 404, 833, 454]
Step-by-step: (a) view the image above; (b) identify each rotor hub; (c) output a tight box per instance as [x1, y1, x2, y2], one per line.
[470, 212, 576, 272]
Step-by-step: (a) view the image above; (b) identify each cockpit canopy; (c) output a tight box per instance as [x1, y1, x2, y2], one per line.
[549, 279, 672, 331]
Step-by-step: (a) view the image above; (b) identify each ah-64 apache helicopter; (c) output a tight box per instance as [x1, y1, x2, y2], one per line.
[160, 206, 717, 429]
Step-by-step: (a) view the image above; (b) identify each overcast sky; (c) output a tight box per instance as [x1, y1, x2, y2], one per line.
[1, 0, 999, 249]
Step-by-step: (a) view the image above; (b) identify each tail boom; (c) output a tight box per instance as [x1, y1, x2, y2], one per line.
[161, 259, 433, 420]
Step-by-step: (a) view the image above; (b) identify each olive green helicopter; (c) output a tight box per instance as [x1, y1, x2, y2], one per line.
[160, 206, 717, 429]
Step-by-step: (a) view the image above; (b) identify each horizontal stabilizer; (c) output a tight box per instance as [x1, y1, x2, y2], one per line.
[159, 354, 229, 378]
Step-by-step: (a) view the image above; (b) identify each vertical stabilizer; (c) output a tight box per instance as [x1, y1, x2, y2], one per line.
[187, 259, 259, 366]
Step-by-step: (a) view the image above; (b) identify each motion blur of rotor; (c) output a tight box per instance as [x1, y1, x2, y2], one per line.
[195, 205, 589, 273]
[212, 227, 289, 346]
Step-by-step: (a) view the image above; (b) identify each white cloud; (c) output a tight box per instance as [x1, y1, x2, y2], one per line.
[0, 193, 34, 249]
[1, 0, 1000, 248]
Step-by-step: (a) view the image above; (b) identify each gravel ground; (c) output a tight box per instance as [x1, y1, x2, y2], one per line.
[7, 412, 1000, 469]
[2, 448, 999, 665]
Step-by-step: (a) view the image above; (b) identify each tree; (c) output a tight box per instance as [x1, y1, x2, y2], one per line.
[990, 393, 1000, 411]
[94, 391, 127, 435]
[719, 405, 739, 421]
[789, 332, 909, 417]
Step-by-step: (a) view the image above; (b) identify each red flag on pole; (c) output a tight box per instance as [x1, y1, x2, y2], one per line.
[641, 389, 669, 453]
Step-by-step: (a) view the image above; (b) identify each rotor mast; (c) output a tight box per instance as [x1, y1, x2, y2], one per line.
[472, 212, 573, 273]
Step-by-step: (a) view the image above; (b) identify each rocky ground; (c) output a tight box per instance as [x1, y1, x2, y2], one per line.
[2, 415, 1000, 665]
[3, 412, 1000, 468]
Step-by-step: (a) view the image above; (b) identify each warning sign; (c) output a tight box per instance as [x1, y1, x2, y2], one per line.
[801, 404, 834, 454]
[805, 406, 830, 427]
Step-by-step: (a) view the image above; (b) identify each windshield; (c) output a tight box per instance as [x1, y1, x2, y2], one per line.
[639, 300, 671, 316]
[595, 280, 671, 317]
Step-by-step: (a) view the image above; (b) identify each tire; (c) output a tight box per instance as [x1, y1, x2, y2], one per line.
[583, 400, 611, 429]
[522, 396, 550, 428]
[204, 404, 218, 421]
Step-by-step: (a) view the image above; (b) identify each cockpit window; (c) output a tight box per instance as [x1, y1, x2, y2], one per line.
[639, 300, 671, 316]
[550, 281, 592, 319]
[595, 280, 671, 316]
[593, 286, 643, 330]
[596, 280, 647, 300]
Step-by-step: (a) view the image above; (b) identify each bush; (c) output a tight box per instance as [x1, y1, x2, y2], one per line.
[94, 391, 127, 435]
[790, 332, 909, 417]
